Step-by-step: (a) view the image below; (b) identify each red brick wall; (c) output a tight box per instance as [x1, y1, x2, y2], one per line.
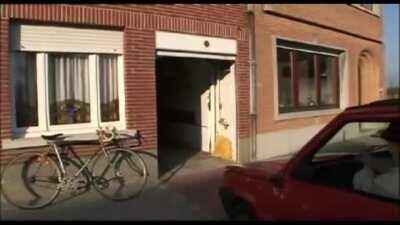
[0, 4, 247, 39]
[236, 40, 250, 137]
[0, 4, 249, 162]
[124, 28, 157, 149]
[253, 4, 384, 134]
[92, 4, 247, 28]
[0, 19, 11, 145]
[263, 4, 383, 42]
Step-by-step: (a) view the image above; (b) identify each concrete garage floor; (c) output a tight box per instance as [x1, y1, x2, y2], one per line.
[158, 146, 233, 179]
[0, 150, 235, 220]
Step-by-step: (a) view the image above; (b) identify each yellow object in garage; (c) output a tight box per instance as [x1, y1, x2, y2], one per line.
[213, 135, 232, 160]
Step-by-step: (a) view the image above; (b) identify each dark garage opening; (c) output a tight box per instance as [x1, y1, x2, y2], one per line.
[156, 56, 232, 177]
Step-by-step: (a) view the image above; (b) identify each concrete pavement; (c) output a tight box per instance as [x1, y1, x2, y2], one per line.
[1, 185, 215, 220]
[1, 152, 234, 220]
[164, 167, 228, 219]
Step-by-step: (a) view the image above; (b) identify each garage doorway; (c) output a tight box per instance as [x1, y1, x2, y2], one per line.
[156, 56, 237, 176]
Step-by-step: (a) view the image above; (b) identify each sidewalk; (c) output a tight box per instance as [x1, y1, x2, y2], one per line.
[164, 167, 228, 220]
[1, 183, 219, 220]
[1, 154, 233, 221]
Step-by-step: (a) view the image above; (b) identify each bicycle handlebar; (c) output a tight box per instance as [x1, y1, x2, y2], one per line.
[96, 127, 117, 143]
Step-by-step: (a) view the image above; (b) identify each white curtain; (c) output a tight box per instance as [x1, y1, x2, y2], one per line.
[100, 55, 118, 104]
[53, 54, 90, 103]
[49, 54, 90, 124]
[99, 55, 119, 122]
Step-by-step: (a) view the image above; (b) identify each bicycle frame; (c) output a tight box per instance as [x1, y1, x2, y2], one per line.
[0, 130, 146, 209]
[47, 140, 118, 181]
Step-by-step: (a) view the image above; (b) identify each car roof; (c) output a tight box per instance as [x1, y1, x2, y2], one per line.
[344, 99, 400, 114]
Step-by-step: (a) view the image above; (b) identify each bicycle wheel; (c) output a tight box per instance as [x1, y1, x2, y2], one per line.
[91, 148, 148, 201]
[1, 152, 62, 209]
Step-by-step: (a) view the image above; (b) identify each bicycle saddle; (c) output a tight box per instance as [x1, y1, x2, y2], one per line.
[41, 133, 65, 141]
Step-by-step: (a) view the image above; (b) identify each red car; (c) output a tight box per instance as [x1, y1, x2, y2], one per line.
[219, 99, 400, 220]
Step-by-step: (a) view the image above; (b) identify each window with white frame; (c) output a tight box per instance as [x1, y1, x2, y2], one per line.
[11, 24, 125, 136]
[276, 39, 344, 114]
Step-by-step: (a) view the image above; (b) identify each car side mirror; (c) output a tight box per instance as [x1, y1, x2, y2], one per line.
[269, 174, 285, 189]
[292, 161, 315, 181]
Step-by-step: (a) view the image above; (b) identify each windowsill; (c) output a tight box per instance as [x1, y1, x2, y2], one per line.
[1, 129, 137, 150]
[274, 108, 343, 121]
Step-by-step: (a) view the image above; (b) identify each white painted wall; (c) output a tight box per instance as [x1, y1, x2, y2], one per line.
[256, 122, 390, 160]
[256, 124, 326, 160]
[215, 63, 237, 161]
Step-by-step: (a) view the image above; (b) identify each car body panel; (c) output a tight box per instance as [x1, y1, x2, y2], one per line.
[220, 100, 400, 220]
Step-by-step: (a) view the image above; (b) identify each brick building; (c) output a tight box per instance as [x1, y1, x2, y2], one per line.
[0, 4, 249, 178]
[248, 4, 385, 160]
[0, 4, 384, 176]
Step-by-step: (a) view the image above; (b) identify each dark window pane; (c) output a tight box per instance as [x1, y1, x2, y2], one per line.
[310, 122, 398, 201]
[296, 51, 317, 107]
[48, 53, 90, 125]
[13, 52, 38, 127]
[99, 55, 119, 122]
[276, 39, 342, 113]
[319, 55, 338, 106]
[277, 48, 293, 111]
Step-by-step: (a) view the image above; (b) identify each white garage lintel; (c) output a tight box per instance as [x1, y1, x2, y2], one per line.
[155, 31, 237, 56]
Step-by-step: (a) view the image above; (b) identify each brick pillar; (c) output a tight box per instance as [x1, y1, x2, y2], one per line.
[0, 18, 12, 144]
[124, 28, 157, 151]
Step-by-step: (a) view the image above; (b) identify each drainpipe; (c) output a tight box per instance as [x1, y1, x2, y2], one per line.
[247, 4, 257, 161]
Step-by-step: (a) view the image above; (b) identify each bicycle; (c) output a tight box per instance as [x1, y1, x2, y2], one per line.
[0, 127, 148, 209]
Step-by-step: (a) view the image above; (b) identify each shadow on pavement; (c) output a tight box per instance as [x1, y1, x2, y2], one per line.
[1, 185, 215, 220]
